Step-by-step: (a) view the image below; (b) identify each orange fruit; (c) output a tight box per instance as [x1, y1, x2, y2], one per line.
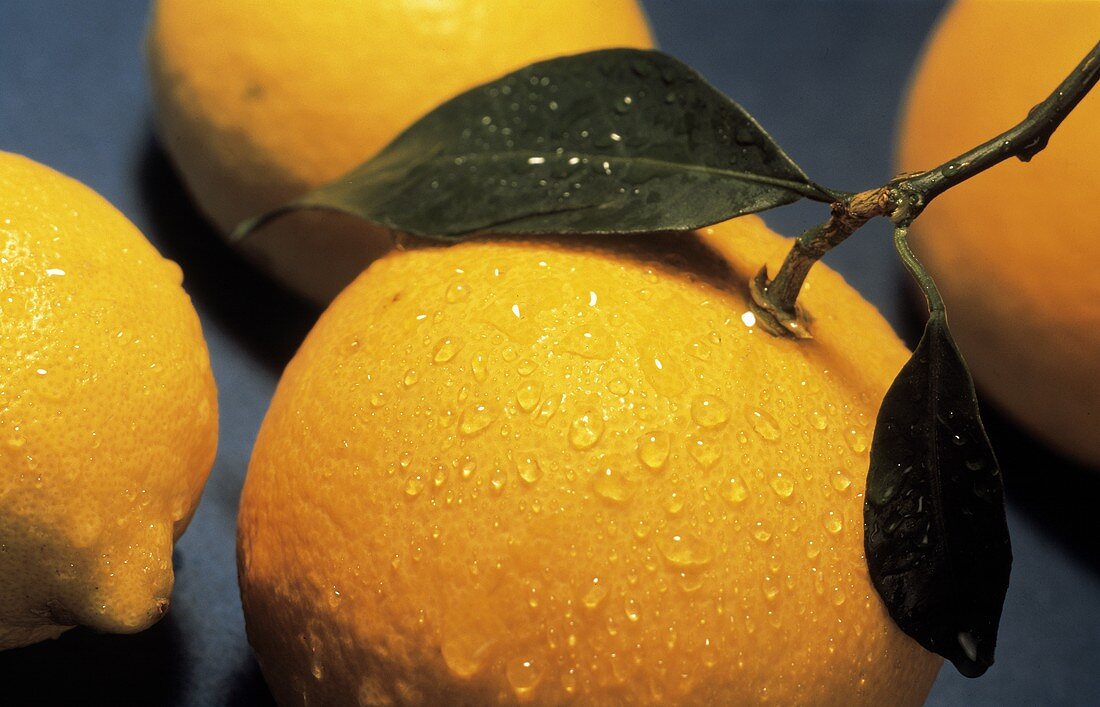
[897, 0, 1100, 465]
[146, 0, 654, 303]
[0, 152, 217, 650]
[238, 217, 940, 704]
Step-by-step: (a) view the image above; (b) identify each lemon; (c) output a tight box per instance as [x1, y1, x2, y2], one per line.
[0, 152, 217, 650]
[238, 217, 940, 704]
[146, 0, 654, 302]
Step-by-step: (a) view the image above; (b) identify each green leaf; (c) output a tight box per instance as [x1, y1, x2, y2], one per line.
[865, 228, 1011, 678]
[233, 48, 834, 242]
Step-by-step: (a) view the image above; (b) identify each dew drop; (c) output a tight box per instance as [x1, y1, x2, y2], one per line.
[845, 428, 869, 453]
[593, 467, 631, 502]
[642, 353, 686, 396]
[490, 467, 508, 493]
[516, 380, 543, 412]
[532, 394, 562, 427]
[505, 657, 542, 698]
[687, 339, 711, 360]
[809, 410, 828, 430]
[722, 477, 749, 505]
[471, 353, 488, 381]
[623, 596, 641, 622]
[687, 434, 722, 468]
[403, 369, 419, 387]
[516, 454, 542, 484]
[746, 407, 781, 440]
[691, 395, 731, 428]
[459, 404, 495, 436]
[770, 475, 795, 499]
[433, 337, 462, 363]
[657, 533, 713, 568]
[582, 579, 608, 609]
[404, 475, 424, 497]
[752, 523, 772, 543]
[569, 412, 604, 449]
[516, 358, 538, 376]
[636, 430, 671, 469]
[823, 512, 844, 534]
[370, 391, 387, 408]
[607, 378, 629, 395]
[445, 282, 470, 303]
[441, 624, 493, 678]
[830, 471, 852, 493]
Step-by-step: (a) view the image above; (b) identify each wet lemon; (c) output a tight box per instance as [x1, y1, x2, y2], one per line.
[0, 152, 217, 650]
[238, 217, 940, 704]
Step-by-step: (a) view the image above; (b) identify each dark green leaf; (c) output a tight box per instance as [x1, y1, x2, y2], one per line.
[233, 48, 834, 242]
[865, 308, 1011, 678]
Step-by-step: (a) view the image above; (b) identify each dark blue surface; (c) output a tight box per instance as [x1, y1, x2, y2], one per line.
[1, 1, 1098, 704]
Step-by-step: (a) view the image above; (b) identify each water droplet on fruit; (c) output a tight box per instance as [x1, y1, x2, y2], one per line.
[433, 337, 462, 363]
[516, 381, 543, 412]
[746, 407, 781, 440]
[470, 353, 488, 381]
[830, 471, 852, 492]
[445, 282, 469, 303]
[686, 434, 722, 468]
[691, 395, 731, 428]
[403, 369, 419, 387]
[404, 475, 424, 497]
[642, 353, 686, 396]
[441, 623, 494, 678]
[532, 394, 562, 427]
[582, 578, 607, 609]
[686, 339, 711, 360]
[823, 512, 844, 534]
[637, 431, 671, 469]
[723, 477, 749, 505]
[505, 657, 542, 698]
[459, 404, 495, 436]
[593, 467, 631, 502]
[657, 533, 713, 568]
[569, 412, 604, 449]
[623, 596, 641, 622]
[845, 428, 868, 453]
[752, 523, 772, 543]
[770, 475, 795, 499]
[516, 454, 542, 484]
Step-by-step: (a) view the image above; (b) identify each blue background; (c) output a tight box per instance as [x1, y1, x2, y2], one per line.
[2, 1, 1098, 704]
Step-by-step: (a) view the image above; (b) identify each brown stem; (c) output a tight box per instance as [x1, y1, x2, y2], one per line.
[749, 186, 893, 337]
[751, 40, 1100, 339]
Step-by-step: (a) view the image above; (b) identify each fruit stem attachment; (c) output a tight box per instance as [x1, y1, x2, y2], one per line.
[751, 40, 1100, 338]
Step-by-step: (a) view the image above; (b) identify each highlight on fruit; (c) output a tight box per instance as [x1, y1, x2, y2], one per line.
[237, 39, 1100, 685]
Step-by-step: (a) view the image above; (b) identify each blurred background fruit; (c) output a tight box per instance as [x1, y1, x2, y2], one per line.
[238, 217, 940, 705]
[146, 0, 654, 303]
[0, 152, 217, 649]
[897, 0, 1100, 466]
